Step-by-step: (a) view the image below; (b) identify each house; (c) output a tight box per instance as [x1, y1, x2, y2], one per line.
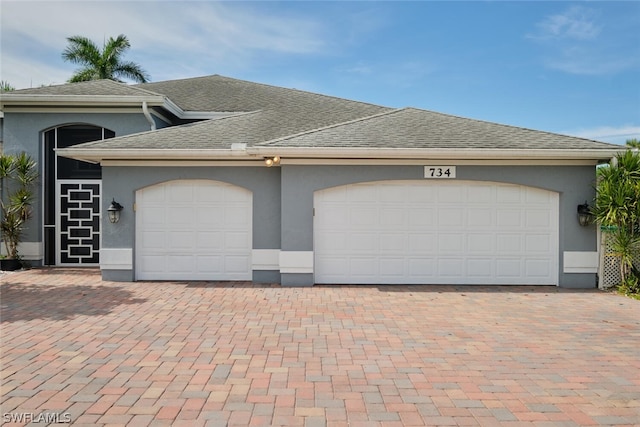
[0, 75, 622, 287]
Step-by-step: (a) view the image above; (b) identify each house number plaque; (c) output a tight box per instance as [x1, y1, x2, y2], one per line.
[424, 166, 456, 179]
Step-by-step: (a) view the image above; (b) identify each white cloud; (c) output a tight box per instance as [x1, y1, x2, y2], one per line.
[526, 5, 639, 76]
[561, 125, 640, 145]
[0, 1, 329, 88]
[529, 6, 601, 41]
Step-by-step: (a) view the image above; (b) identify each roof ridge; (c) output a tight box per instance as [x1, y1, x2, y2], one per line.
[257, 107, 401, 146]
[9, 79, 166, 97]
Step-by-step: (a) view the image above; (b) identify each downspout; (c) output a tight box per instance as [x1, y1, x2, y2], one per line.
[142, 101, 156, 131]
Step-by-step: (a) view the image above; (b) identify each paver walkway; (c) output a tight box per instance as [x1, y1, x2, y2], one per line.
[1, 268, 639, 426]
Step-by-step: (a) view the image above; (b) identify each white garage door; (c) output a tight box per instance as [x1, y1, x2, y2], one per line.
[136, 180, 252, 281]
[314, 181, 558, 285]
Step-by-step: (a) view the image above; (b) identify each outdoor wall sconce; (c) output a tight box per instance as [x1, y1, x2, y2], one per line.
[107, 199, 124, 223]
[264, 156, 280, 167]
[577, 201, 593, 227]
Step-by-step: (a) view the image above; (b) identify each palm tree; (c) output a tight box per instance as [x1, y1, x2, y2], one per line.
[626, 138, 640, 149]
[62, 34, 150, 83]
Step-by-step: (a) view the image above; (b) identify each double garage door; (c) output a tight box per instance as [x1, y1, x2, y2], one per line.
[314, 180, 558, 285]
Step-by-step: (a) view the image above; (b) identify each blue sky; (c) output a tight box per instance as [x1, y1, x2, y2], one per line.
[1, 1, 638, 144]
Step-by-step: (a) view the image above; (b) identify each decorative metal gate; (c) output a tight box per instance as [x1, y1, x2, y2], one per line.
[57, 180, 101, 265]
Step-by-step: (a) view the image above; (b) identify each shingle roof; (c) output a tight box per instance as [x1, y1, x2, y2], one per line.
[8, 79, 160, 97]
[134, 75, 388, 114]
[43, 75, 620, 159]
[72, 76, 391, 149]
[259, 107, 619, 150]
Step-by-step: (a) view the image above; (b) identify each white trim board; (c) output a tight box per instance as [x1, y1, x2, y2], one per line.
[563, 251, 598, 274]
[279, 251, 314, 274]
[101, 248, 133, 270]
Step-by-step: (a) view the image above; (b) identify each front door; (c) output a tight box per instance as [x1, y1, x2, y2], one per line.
[44, 125, 114, 266]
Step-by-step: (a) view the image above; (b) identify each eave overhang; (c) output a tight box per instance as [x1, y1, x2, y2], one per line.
[56, 146, 624, 164]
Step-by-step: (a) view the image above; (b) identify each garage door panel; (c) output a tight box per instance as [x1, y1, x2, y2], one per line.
[140, 185, 166, 203]
[496, 186, 522, 203]
[525, 187, 552, 203]
[351, 207, 377, 227]
[497, 210, 524, 227]
[408, 258, 436, 277]
[496, 234, 522, 252]
[224, 231, 250, 250]
[409, 234, 436, 252]
[167, 255, 195, 272]
[468, 209, 493, 227]
[468, 186, 493, 203]
[496, 259, 522, 277]
[196, 256, 222, 273]
[196, 232, 223, 250]
[525, 234, 552, 252]
[168, 185, 194, 202]
[138, 255, 165, 272]
[467, 259, 493, 277]
[167, 206, 194, 225]
[438, 209, 464, 226]
[408, 209, 435, 226]
[349, 185, 377, 201]
[468, 234, 495, 252]
[140, 231, 165, 250]
[197, 207, 223, 225]
[224, 256, 251, 274]
[136, 180, 252, 281]
[438, 186, 464, 203]
[379, 258, 404, 277]
[380, 234, 406, 252]
[314, 180, 558, 285]
[380, 208, 405, 226]
[225, 206, 250, 225]
[438, 234, 464, 252]
[526, 210, 553, 228]
[438, 258, 465, 277]
[140, 207, 165, 225]
[407, 185, 436, 201]
[168, 231, 195, 249]
[350, 233, 378, 251]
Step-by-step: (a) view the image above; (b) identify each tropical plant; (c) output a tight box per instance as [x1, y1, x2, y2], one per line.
[626, 138, 640, 149]
[0, 80, 15, 92]
[62, 34, 150, 83]
[592, 150, 640, 284]
[0, 153, 38, 261]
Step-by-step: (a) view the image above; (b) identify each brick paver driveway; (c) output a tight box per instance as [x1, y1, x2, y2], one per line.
[1, 269, 639, 426]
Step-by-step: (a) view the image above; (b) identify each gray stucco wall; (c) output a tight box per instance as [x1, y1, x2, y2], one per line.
[2, 112, 153, 246]
[280, 164, 598, 288]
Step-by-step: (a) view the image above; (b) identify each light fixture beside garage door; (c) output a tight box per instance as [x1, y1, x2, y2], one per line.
[107, 199, 124, 223]
[577, 201, 594, 226]
[264, 156, 280, 167]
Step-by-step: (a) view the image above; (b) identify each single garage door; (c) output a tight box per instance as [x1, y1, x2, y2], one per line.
[136, 180, 252, 281]
[314, 180, 558, 285]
